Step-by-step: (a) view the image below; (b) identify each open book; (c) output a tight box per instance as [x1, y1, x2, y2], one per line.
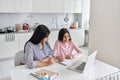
[30, 69, 58, 80]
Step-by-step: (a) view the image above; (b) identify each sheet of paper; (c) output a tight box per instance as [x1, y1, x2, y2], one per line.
[60, 59, 79, 66]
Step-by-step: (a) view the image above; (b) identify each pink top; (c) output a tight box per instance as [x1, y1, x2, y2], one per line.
[53, 40, 82, 59]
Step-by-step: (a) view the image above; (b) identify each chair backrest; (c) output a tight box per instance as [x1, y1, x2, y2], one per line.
[14, 50, 24, 66]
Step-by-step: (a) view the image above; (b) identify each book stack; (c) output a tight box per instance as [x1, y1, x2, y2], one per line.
[30, 69, 58, 80]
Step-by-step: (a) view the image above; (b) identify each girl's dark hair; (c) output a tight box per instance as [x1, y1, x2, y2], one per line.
[24, 24, 50, 53]
[58, 28, 71, 41]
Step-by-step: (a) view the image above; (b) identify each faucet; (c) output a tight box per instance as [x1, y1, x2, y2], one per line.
[52, 17, 58, 28]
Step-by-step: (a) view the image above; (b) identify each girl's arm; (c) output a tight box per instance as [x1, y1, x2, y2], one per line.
[53, 40, 60, 57]
[72, 41, 83, 58]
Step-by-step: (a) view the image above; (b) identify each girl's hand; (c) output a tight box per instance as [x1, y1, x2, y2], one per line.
[56, 56, 64, 62]
[65, 55, 73, 59]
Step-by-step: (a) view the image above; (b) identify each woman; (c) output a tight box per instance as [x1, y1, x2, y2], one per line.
[24, 25, 55, 69]
[53, 28, 82, 62]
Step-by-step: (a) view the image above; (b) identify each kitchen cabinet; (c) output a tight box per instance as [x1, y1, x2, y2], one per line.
[63, 0, 73, 13]
[73, 0, 83, 13]
[49, 30, 59, 49]
[0, 0, 82, 13]
[63, 0, 82, 13]
[0, 0, 32, 12]
[32, 0, 49, 13]
[14, 0, 32, 12]
[0, 34, 19, 59]
[0, 32, 33, 59]
[0, 0, 15, 12]
[18, 32, 33, 51]
[32, 0, 82, 13]
[81, 0, 90, 29]
[69, 29, 85, 46]
[48, 0, 63, 13]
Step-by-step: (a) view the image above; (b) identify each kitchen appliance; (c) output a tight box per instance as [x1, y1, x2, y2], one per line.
[0, 28, 6, 33]
[6, 27, 14, 33]
[23, 23, 29, 30]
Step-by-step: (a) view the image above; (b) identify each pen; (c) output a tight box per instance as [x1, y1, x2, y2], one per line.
[30, 73, 39, 79]
[56, 62, 67, 66]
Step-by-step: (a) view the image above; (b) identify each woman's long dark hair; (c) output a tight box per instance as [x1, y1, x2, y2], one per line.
[24, 24, 50, 53]
[58, 28, 71, 41]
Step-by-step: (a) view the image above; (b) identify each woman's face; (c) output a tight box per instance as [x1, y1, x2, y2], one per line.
[63, 32, 70, 43]
[43, 36, 49, 43]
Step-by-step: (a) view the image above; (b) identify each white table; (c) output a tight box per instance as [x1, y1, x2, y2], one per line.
[9, 59, 119, 80]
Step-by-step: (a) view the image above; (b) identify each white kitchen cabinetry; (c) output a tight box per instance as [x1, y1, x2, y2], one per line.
[14, 0, 32, 12]
[18, 32, 33, 51]
[32, 0, 49, 13]
[49, 30, 59, 49]
[48, 0, 63, 13]
[73, 0, 83, 13]
[69, 29, 85, 46]
[0, 33, 33, 59]
[32, 0, 82, 13]
[0, 0, 15, 12]
[63, 0, 73, 13]
[63, 0, 82, 13]
[0, 34, 19, 59]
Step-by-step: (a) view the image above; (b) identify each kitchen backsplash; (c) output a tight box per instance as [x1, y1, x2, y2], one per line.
[0, 13, 82, 29]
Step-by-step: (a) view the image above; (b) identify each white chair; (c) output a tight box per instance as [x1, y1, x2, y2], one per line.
[14, 50, 24, 66]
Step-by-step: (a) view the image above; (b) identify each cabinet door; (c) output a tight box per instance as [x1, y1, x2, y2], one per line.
[32, 0, 49, 12]
[69, 29, 85, 46]
[48, 31, 59, 49]
[0, 0, 15, 12]
[73, 0, 83, 13]
[0, 34, 19, 59]
[14, 0, 32, 12]
[48, 0, 63, 13]
[18, 33, 33, 51]
[63, 0, 74, 13]
[63, 0, 82, 13]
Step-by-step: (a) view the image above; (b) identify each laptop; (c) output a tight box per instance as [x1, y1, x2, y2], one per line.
[67, 50, 98, 73]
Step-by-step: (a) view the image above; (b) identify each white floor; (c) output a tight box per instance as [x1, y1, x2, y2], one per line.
[0, 46, 88, 80]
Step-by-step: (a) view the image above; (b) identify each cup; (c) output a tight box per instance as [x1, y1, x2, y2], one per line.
[15, 24, 21, 32]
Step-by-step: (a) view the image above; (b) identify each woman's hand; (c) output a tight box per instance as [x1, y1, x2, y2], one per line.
[47, 57, 55, 65]
[56, 56, 64, 62]
[65, 55, 73, 59]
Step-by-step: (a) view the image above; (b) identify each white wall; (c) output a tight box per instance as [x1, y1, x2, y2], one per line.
[89, 0, 120, 68]
[0, 13, 82, 29]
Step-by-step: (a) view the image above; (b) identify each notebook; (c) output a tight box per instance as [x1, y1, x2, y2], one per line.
[30, 69, 58, 80]
[67, 50, 98, 73]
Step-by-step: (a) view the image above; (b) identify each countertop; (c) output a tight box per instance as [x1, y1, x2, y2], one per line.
[0, 28, 84, 35]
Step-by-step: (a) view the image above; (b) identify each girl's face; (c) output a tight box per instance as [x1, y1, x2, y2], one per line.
[63, 32, 70, 43]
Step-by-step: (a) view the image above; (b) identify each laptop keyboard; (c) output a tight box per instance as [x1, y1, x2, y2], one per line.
[74, 62, 86, 71]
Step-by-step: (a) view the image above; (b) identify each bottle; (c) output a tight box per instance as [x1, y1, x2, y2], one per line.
[74, 21, 78, 28]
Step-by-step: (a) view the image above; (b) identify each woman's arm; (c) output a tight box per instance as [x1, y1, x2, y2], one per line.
[35, 57, 55, 68]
